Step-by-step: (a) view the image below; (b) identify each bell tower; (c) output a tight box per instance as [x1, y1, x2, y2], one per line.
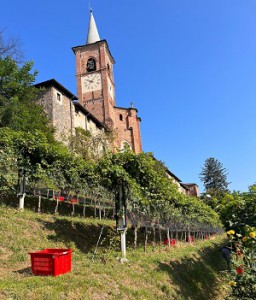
[72, 9, 142, 154]
[72, 10, 116, 128]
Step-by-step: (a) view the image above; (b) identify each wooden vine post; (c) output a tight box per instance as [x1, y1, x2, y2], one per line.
[115, 181, 128, 262]
[17, 170, 26, 210]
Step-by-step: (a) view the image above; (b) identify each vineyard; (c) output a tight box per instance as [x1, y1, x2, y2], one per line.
[0, 53, 256, 299]
[0, 204, 229, 300]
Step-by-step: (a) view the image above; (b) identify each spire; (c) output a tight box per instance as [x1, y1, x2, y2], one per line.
[86, 9, 100, 44]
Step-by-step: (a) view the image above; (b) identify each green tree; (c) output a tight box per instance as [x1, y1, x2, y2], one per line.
[199, 157, 230, 197]
[226, 226, 256, 299]
[0, 29, 23, 62]
[70, 127, 114, 161]
[0, 56, 54, 141]
[0, 144, 18, 197]
[219, 189, 256, 230]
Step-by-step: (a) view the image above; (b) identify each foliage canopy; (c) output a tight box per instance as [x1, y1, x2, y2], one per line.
[200, 157, 230, 197]
[0, 55, 54, 141]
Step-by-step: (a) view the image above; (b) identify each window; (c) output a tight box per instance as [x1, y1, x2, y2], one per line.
[86, 58, 96, 72]
[119, 114, 123, 121]
[57, 92, 61, 102]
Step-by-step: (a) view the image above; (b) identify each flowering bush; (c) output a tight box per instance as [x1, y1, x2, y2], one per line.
[227, 226, 256, 299]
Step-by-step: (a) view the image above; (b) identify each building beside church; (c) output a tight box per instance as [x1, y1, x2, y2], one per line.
[35, 9, 199, 197]
[35, 78, 107, 145]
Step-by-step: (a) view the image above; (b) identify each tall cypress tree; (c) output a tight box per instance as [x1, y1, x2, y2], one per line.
[199, 157, 230, 197]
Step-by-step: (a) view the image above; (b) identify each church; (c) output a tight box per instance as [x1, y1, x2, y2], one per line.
[35, 9, 199, 197]
[35, 10, 142, 154]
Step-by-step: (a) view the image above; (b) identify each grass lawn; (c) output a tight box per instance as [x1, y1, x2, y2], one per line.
[0, 204, 231, 300]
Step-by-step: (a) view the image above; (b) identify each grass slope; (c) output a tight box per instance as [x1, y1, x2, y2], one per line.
[0, 204, 230, 300]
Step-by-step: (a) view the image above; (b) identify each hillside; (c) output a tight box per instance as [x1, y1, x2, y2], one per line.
[0, 204, 230, 300]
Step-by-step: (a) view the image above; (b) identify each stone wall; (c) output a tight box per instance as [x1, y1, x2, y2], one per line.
[50, 86, 74, 144]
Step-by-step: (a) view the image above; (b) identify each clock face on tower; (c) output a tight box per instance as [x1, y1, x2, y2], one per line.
[82, 73, 102, 93]
[108, 78, 114, 99]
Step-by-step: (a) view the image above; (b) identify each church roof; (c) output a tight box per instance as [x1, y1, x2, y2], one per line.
[34, 79, 78, 100]
[114, 106, 138, 113]
[86, 10, 100, 44]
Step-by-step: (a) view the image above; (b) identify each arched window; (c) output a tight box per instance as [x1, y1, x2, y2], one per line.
[119, 114, 123, 121]
[86, 58, 96, 72]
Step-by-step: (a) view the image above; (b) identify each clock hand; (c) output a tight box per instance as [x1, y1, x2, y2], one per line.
[91, 74, 98, 82]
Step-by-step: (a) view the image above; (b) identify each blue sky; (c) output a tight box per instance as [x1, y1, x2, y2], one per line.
[1, 0, 256, 193]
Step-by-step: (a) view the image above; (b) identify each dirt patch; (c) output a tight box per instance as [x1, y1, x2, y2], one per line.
[0, 246, 12, 261]
[0, 268, 7, 277]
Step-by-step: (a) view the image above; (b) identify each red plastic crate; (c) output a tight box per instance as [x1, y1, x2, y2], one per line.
[29, 248, 72, 276]
[70, 198, 78, 204]
[54, 196, 65, 201]
[163, 238, 176, 246]
[186, 236, 195, 242]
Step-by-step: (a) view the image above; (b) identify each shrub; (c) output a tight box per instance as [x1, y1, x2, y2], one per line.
[227, 226, 256, 299]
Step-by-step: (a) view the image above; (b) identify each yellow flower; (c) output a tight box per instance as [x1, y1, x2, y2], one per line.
[249, 232, 256, 238]
[227, 230, 235, 235]
[229, 281, 237, 287]
[242, 237, 248, 242]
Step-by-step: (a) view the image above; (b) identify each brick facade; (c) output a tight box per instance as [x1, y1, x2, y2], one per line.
[72, 40, 142, 153]
[113, 107, 142, 153]
[182, 184, 200, 197]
